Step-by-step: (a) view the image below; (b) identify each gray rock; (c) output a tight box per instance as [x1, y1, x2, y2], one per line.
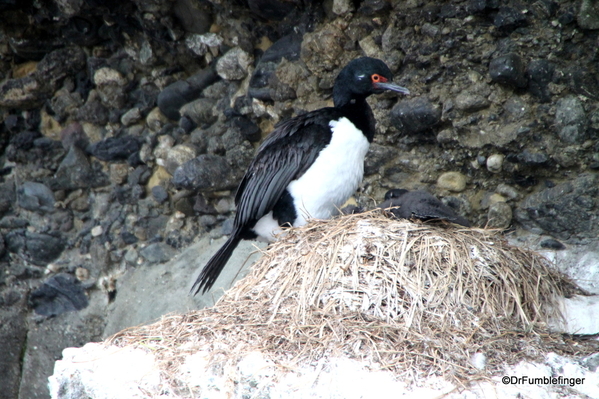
[489, 53, 528, 88]
[172, 154, 235, 191]
[526, 59, 555, 102]
[515, 173, 599, 243]
[29, 273, 88, 317]
[454, 90, 490, 112]
[578, 0, 599, 30]
[157, 68, 219, 120]
[89, 135, 141, 162]
[555, 95, 587, 144]
[173, 0, 212, 34]
[493, 6, 528, 34]
[390, 97, 441, 135]
[139, 242, 178, 264]
[6, 231, 66, 266]
[18, 182, 55, 213]
[486, 154, 504, 173]
[216, 47, 253, 81]
[517, 149, 549, 166]
[180, 97, 218, 126]
[53, 146, 104, 190]
[487, 201, 512, 229]
[151, 186, 169, 203]
[0, 297, 28, 399]
[437, 171, 467, 192]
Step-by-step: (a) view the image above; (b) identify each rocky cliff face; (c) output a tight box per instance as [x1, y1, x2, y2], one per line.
[0, 1, 598, 398]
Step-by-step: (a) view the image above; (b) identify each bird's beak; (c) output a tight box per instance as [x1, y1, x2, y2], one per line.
[374, 81, 410, 95]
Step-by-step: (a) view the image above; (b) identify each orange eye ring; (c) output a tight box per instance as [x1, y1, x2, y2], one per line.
[371, 74, 387, 83]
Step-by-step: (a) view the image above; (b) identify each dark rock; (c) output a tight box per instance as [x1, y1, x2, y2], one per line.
[180, 97, 218, 126]
[75, 98, 109, 125]
[390, 97, 441, 135]
[17, 182, 55, 213]
[357, 0, 392, 15]
[60, 122, 89, 150]
[489, 53, 527, 88]
[172, 0, 212, 34]
[89, 135, 141, 162]
[568, 68, 599, 101]
[493, 6, 528, 35]
[52, 146, 98, 190]
[139, 242, 177, 264]
[121, 231, 139, 245]
[193, 194, 217, 214]
[172, 154, 235, 191]
[487, 201, 512, 229]
[365, 144, 394, 176]
[555, 95, 587, 144]
[0, 181, 17, 216]
[526, 59, 555, 102]
[151, 185, 169, 203]
[379, 189, 471, 227]
[9, 130, 41, 151]
[157, 68, 218, 120]
[128, 165, 151, 186]
[29, 273, 88, 316]
[179, 115, 197, 133]
[229, 115, 261, 143]
[515, 174, 599, 242]
[540, 238, 566, 250]
[248, 0, 298, 20]
[578, 0, 599, 29]
[249, 33, 302, 101]
[517, 149, 549, 166]
[25, 232, 67, 265]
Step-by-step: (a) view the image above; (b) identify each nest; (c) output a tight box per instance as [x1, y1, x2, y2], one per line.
[110, 211, 593, 392]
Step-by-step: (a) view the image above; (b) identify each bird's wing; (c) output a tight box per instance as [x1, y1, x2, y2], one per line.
[233, 109, 338, 227]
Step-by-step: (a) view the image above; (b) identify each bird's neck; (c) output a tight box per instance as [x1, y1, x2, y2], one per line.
[336, 96, 376, 142]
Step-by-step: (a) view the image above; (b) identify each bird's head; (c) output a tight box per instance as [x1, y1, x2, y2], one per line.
[384, 188, 409, 201]
[333, 57, 409, 106]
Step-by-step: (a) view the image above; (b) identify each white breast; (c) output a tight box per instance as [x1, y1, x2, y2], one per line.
[287, 117, 370, 226]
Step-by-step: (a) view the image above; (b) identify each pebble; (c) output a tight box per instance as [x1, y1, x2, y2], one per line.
[332, 0, 354, 15]
[120, 108, 142, 126]
[91, 226, 103, 237]
[139, 242, 177, 264]
[146, 107, 170, 133]
[555, 96, 587, 144]
[390, 97, 441, 135]
[486, 154, 504, 173]
[489, 53, 527, 88]
[164, 144, 197, 175]
[172, 154, 235, 191]
[526, 59, 554, 103]
[493, 6, 528, 34]
[216, 47, 253, 81]
[487, 201, 512, 229]
[157, 68, 218, 120]
[89, 136, 141, 162]
[75, 267, 90, 282]
[540, 238, 566, 250]
[495, 184, 520, 201]
[517, 149, 548, 166]
[18, 182, 55, 214]
[180, 98, 217, 126]
[29, 273, 88, 316]
[24, 232, 66, 266]
[437, 172, 467, 192]
[151, 186, 169, 204]
[109, 164, 129, 185]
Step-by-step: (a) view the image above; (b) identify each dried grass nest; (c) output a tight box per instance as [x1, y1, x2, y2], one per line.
[111, 211, 594, 388]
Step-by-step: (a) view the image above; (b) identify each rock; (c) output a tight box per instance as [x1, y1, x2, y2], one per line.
[301, 24, 348, 75]
[489, 53, 528, 88]
[578, 0, 599, 30]
[540, 238, 566, 250]
[75, 97, 109, 125]
[151, 186, 169, 203]
[249, 33, 302, 101]
[60, 122, 89, 150]
[493, 6, 528, 35]
[486, 154, 504, 173]
[29, 273, 88, 316]
[179, 97, 218, 126]
[89, 136, 141, 162]
[172, 0, 212, 34]
[515, 174, 599, 243]
[390, 97, 441, 135]
[487, 201, 512, 229]
[358, 0, 391, 15]
[164, 144, 198, 175]
[454, 88, 490, 112]
[8, 231, 66, 266]
[526, 59, 554, 102]
[332, 0, 354, 15]
[120, 107, 142, 126]
[146, 107, 170, 132]
[172, 154, 235, 191]
[229, 115, 261, 143]
[186, 32, 223, 57]
[109, 164, 129, 185]
[555, 95, 587, 144]
[516, 149, 549, 166]
[17, 182, 55, 213]
[139, 242, 178, 264]
[157, 68, 219, 120]
[437, 172, 467, 192]
[247, 0, 297, 20]
[216, 47, 253, 81]
[53, 146, 108, 190]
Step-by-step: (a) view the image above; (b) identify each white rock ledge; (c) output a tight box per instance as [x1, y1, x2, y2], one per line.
[49, 343, 599, 399]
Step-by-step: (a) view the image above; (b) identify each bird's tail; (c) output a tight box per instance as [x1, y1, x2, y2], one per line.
[191, 234, 242, 295]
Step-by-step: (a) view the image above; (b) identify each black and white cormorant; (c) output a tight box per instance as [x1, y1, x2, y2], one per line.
[192, 57, 409, 294]
[378, 189, 471, 227]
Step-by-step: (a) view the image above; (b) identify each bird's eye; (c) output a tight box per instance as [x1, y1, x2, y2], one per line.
[371, 74, 387, 83]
